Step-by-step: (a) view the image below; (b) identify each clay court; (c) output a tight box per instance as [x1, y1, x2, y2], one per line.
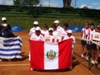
[0, 32, 99, 75]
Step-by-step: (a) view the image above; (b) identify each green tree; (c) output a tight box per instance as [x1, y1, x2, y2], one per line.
[13, 0, 21, 6]
[14, 0, 40, 6]
[63, 0, 72, 8]
[23, 0, 40, 6]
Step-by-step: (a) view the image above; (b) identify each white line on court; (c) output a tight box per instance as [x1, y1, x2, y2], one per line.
[0, 64, 29, 66]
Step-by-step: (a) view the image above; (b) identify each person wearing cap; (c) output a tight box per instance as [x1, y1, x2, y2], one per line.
[52, 24, 60, 37]
[53, 20, 65, 36]
[64, 30, 76, 54]
[30, 27, 44, 41]
[48, 28, 53, 36]
[29, 27, 44, 63]
[0, 23, 17, 38]
[29, 21, 39, 37]
[0, 17, 11, 31]
[44, 28, 54, 42]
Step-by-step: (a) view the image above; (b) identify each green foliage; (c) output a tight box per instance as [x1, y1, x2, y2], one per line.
[14, 0, 21, 6]
[14, 0, 40, 6]
[0, 5, 100, 31]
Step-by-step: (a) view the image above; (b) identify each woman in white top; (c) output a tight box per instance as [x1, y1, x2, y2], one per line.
[41, 24, 49, 37]
[81, 22, 90, 58]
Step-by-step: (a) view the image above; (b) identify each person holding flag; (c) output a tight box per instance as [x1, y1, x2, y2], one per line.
[30, 27, 44, 41]
[64, 30, 76, 54]
[29, 27, 44, 63]
[0, 23, 22, 61]
[0, 17, 11, 31]
[0, 23, 17, 38]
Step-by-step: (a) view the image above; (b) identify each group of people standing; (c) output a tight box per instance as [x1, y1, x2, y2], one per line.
[28, 20, 76, 62]
[29, 20, 76, 43]
[81, 22, 100, 65]
[0, 17, 17, 38]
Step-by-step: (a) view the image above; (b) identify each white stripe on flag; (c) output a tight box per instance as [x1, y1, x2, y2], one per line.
[44, 42, 59, 70]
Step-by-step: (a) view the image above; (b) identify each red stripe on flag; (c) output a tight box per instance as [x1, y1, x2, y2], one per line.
[58, 39, 72, 69]
[56, 39, 59, 42]
[30, 40, 44, 70]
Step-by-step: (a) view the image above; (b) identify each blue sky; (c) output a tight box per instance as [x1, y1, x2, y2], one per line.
[75, 0, 100, 9]
[41, 0, 100, 9]
[0, 0, 100, 9]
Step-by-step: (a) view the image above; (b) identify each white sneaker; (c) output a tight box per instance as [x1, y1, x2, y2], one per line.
[31, 68, 33, 71]
[91, 60, 95, 64]
[86, 56, 89, 60]
[95, 60, 98, 64]
[0, 59, 2, 61]
[99, 54, 100, 57]
[8, 59, 11, 61]
[70, 65, 72, 69]
[81, 54, 84, 58]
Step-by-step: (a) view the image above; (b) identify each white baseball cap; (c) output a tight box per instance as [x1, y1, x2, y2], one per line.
[49, 28, 53, 31]
[67, 30, 72, 33]
[3, 23, 8, 27]
[1, 17, 6, 21]
[35, 27, 41, 31]
[33, 21, 39, 25]
[54, 20, 60, 23]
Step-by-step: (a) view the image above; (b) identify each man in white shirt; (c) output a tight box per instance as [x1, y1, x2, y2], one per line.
[30, 27, 44, 41]
[53, 20, 65, 36]
[29, 27, 44, 63]
[52, 24, 60, 38]
[29, 21, 39, 37]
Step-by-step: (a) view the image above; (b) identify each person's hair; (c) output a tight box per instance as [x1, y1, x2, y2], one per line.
[90, 23, 94, 26]
[52, 24, 57, 29]
[42, 24, 49, 29]
[85, 22, 89, 25]
[63, 23, 69, 27]
[2, 20, 6, 23]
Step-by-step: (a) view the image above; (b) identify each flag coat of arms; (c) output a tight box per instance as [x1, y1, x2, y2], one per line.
[30, 39, 72, 70]
[0, 36, 22, 59]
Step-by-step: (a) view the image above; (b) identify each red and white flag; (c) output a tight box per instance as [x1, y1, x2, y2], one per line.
[30, 39, 72, 70]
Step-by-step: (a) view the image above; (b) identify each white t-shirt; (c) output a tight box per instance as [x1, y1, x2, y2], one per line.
[44, 35, 55, 42]
[57, 26, 65, 36]
[64, 35, 76, 48]
[82, 28, 90, 39]
[30, 34, 44, 41]
[41, 30, 49, 36]
[29, 27, 36, 37]
[89, 29, 94, 41]
[53, 30, 60, 37]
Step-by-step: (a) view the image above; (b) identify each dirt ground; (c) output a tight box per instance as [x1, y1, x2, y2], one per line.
[0, 32, 94, 75]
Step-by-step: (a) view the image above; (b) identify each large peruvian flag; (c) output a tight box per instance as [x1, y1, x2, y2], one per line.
[30, 39, 72, 70]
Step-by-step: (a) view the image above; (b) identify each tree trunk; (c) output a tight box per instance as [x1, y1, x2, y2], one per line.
[63, 0, 71, 8]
